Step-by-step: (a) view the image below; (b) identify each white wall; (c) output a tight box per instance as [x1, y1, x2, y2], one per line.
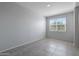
[0, 2, 45, 52]
[75, 6, 79, 47]
[46, 12, 75, 42]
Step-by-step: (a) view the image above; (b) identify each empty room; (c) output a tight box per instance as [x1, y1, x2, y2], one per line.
[0, 2, 79, 56]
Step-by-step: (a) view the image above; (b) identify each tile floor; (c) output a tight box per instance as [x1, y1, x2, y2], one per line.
[0, 39, 79, 56]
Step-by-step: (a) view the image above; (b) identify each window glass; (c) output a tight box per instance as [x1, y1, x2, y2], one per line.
[49, 17, 66, 32]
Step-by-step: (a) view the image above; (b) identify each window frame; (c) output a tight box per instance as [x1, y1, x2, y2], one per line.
[49, 16, 66, 32]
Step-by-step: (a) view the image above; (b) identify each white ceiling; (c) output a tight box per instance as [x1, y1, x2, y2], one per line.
[17, 2, 75, 16]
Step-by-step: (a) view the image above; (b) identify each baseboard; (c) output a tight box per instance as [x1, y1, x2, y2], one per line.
[0, 38, 43, 53]
[46, 37, 73, 43]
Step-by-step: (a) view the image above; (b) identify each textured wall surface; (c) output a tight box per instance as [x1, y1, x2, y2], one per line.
[0, 2, 45, 52]
[75, 6, 79, 47]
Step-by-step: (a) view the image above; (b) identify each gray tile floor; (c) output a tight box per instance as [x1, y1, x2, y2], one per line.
[0, 38, 79, 56]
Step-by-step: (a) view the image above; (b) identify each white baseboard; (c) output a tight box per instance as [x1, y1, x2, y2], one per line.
[0, 38, 43, 53]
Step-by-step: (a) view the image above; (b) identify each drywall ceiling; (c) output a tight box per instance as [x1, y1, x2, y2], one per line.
[17, 2, 75, 16]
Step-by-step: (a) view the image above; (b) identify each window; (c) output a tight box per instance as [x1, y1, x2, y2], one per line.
[49, 17, 66, 32]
